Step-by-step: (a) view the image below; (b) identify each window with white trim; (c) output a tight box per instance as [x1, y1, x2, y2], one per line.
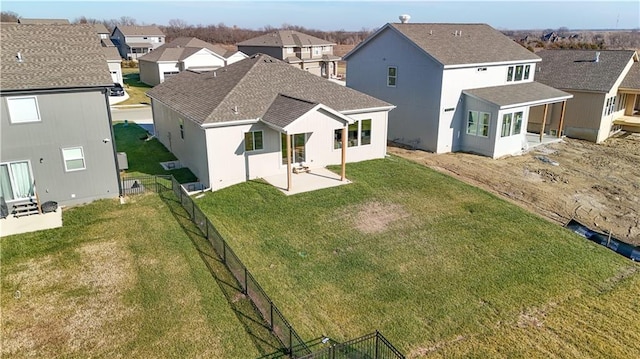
[467, 111, 490, 137]
[501, 111, 524, 137]
[334, 119, 372, 149]
[244, 131, 263, 152]
[507, 64, 531, 82]
[0, 160, 35, 201]
[387, 67, 397, 87]
[62, 147, 86, 172]
[7, 96, 41, 123]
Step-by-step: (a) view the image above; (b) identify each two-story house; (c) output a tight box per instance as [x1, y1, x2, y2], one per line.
[111, 25, 165, 61]
[533, 49, 640, 143]
[138, 37, 248, 86]
[1, 24, 120, 226]
[237, 30, 341, 78]
[344, 21, 573, 158]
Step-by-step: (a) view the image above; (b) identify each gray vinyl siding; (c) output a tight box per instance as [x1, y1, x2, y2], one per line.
[1, 90, 119, 206]
[139, 60, 161, 86]
[346, 27, 444, 152]
[460, 96, 497, 157]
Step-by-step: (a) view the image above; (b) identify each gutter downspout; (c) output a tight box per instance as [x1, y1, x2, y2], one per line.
[105, 88, 123, 197]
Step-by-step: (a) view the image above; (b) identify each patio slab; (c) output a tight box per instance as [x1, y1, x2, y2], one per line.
[263, 167, 351, 195]
[0, 210, 63, 237]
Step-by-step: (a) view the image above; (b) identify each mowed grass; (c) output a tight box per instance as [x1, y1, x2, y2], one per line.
[197, 157, 640, 357]
[114, 122, 197, 183]
[120, 67, 152, 105]
[0, 194, 260, 358]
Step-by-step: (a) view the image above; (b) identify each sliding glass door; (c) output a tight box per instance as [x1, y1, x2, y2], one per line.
[0, 161, 34, 202]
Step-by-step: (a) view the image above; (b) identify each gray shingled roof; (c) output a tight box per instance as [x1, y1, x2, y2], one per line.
[18, 18, 70, 24]
[138, 37, 228, 62]
[103, 46, 122, 62]
[147, 54, 392, 125]
[238, 30, 334, 48]
[535, 49, 637, 93]
[262, 95, 318, 129]
[94, 23, 109, 34]
[1, 23, 113, 91]
[346, 23, 539, 67]
[464, 82, 572, 108]
[116, 25, 164, 36]
[620, 62, 640, 90]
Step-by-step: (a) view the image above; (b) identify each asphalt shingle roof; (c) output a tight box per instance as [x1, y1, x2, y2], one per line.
[138, 37, 228, 62]
[620, 62, 640, 90]
[464, 82, 573, 107]
[238, 30, 334, 48]
[1, 23, 113, 91]
[147, 54, 392, 125]
[535, 49, 637, 93]
[94, 23, 109, 34]
[262, 95, 318, 129]
[18, 18, 70, 24]
[102, 46, 122, 61]
[352, 23, 539, 67]
[116, 25, 164, 37]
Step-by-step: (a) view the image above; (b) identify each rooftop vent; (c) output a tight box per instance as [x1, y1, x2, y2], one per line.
[16, 52, 23, 63]
[595, 51, 601, 63]
[233, 106, 238, 114]
[399, 14, 410, 24]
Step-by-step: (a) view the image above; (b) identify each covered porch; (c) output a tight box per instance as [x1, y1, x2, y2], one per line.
[261, 94, 353, 193]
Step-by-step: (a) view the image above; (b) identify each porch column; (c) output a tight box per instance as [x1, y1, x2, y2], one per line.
[341, 127, 347, 181]
[557, 101, 567, 138]
[540, 103, 549, 143]
[286, 134, 292, 191]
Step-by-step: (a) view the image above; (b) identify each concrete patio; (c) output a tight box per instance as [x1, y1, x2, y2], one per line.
[526, 132, 564, 149]
[0, 210, 63, 237]
[263, 167, 351, 195]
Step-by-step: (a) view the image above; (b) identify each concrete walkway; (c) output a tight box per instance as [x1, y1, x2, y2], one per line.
[263, 167, 351, 195]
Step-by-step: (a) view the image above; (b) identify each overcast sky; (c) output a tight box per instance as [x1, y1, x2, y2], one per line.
[3, 1, 639, 31]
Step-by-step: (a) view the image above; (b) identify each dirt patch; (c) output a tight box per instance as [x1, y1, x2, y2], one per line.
[351, 201, 410, 234]
[388, 132, 640, 246]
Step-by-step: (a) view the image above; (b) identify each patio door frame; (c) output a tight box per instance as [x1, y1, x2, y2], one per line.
[0, 160, 35, 203]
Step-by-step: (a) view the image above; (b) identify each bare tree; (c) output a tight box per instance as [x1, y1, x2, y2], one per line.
[1, 10, 20, 22]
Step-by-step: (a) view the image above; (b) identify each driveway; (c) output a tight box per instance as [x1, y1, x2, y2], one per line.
[110, 105, 154, 134]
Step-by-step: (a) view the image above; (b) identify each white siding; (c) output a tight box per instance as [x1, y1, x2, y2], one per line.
[226, 52, 248, 65]
[182, 49, 225, 70]
[139, 60, 161, 86]
[107, 61, 123, 85]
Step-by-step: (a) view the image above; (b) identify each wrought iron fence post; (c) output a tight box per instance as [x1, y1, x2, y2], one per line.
[270, 303, 274, 330]
[375, 330, 380, 359]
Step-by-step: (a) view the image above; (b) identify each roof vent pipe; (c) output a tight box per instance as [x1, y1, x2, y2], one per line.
[399, 14, 410, 24]
[16, 52, 23, 62]
[595, 52, 600, 63]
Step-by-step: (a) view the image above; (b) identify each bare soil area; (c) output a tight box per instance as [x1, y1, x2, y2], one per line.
[388, 132, 640, 246]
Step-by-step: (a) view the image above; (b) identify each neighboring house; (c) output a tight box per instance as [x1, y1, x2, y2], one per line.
[1, 23, 120, 211]
[18, 18, 70, 25]
[103, 46, 124, 85]
[534, 49, 640, 142]
[94, 23, 115, 47]
[138, 37, 248, 86]
[111, 25, 165, 60]
[237, 30, 341, 78]
[146, 54, 394, 192]
[344, 22, 573, 158]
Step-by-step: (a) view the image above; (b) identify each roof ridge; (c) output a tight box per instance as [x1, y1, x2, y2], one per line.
[276, 93, 317, 104]
[204, 54, 265, 121]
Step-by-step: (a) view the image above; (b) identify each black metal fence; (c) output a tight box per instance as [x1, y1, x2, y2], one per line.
[120, 175, 404, 359]
[121, 175, 311, 357]
[297, 331, 404, 359]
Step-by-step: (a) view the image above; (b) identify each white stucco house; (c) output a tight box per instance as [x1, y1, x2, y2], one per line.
[344, 22, 573, 158]
[138, 37, 248, 86]
[146, 54, 394, 192]
[111, 25, 165, 61]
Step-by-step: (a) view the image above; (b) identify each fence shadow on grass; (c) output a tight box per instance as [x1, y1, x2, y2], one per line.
[156, 184, 284, 356]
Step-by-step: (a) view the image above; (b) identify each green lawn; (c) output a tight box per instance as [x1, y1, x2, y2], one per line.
[0, 194, 261, 358]
[114, 122, 197, 183]
[120, 67, 152, 105]
[196, 157, 640, 357]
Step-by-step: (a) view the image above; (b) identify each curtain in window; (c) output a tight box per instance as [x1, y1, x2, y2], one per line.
[10, 162, 33, 198]
[0, 164, 14, 201]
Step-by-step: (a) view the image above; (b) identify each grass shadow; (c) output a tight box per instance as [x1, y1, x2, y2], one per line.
[156, 188, 284, 356]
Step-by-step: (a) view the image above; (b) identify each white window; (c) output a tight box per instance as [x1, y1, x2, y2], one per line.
[507, 65, 531, 82]
[334, 119, 372, 149]
[6, 96, 41, 123]
[62, 147, 86, 172]
[501, 113, 512, 137]
[387, 67, 397, 87]
[313, 47, 321, 56]
[244, 131, 263, 152]
[0, 161, 34, 201]
[501, 111, 524, 137]
[467, 111, 490, 137]
[286, 47, 294, 54]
